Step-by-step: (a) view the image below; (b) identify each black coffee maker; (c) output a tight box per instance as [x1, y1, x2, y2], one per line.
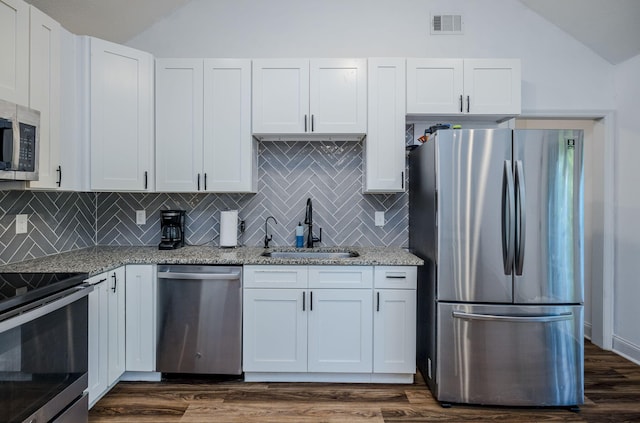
[159, 210, 186, 250]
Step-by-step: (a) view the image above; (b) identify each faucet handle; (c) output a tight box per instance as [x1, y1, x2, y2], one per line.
[312, 227, 322, 244]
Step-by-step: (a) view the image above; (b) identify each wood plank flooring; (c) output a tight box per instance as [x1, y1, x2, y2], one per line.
[89, 341, 640, 422]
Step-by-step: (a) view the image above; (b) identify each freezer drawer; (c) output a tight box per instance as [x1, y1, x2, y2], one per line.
[436, 303, 583, 406]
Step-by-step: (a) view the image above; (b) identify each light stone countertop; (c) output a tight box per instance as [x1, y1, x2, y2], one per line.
[0, 245, 423, 276]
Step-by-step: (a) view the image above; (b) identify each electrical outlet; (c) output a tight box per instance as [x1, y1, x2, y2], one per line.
[135, 210, 146, 225]
[15, 214, 28, 234]
[375, 211, 385, 227]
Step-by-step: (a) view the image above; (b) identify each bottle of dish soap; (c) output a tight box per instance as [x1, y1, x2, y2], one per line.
[295, 222, 304, 248]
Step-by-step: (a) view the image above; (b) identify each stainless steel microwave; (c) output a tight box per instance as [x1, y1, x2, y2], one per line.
[0, 99, 40, 181]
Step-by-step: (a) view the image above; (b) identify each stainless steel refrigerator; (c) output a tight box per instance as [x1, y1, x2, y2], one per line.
[409, 129, 584, 407]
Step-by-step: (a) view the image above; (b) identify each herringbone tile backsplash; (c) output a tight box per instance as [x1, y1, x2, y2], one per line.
[0, 141, 408, 265]
[0, 191, 95, 265]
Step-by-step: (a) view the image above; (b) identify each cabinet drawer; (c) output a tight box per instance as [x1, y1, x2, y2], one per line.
[244, 265, 308, 289]
[374, 266, 417, 289]
[308, 266, 373, 289]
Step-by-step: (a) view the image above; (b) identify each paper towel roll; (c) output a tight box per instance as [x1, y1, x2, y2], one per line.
[219, 210, 238, 247]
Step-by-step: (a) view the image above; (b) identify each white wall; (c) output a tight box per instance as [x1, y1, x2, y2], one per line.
[613, 53, 640, 362]
[127, 0, 615, 112]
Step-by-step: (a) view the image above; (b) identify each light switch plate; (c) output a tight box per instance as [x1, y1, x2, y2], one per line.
[374, 211, 385, 227]
[16, 214, 28, 234]
[136, 210, 146, 225]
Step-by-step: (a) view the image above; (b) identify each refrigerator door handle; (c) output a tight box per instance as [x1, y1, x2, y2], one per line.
[515, 160, 526, 275]
[452, 310, 573, 323]
[502, 160, 515, 275]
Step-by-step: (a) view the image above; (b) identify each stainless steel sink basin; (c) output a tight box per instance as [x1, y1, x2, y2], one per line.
[261, 250, 359, 259]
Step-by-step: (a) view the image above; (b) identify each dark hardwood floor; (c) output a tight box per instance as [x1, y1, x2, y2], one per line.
[89, 341, 640, 422]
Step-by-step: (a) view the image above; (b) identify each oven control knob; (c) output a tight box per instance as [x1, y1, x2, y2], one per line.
[196, 352, 202, 359]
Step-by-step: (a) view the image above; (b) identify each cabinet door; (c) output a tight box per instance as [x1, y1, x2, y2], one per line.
[406, 58, 463, 114]
[125, 265, 156, 372]
[27, 6, 61, 189]
[373, 289, 416, 374]
[309, 59, 366, 133]
[243, 289, 307, 372]
[203, 59, 255, 192]
[106, 267, 126, 386]
[90, 37, 154, 191]
[307, 289, 373, 373]
[365, 58, 406, 193]
[155, 59, 203, 192]
[87, 279, 109, 408]
[0, 0, 28, 105]
[252, 59, 308, 133]
[463, 59, 521, 115]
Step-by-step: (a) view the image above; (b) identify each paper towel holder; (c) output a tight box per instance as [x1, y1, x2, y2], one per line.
[219, 209, 239, 248]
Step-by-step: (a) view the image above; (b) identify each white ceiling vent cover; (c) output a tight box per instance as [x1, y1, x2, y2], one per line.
[431, 14, 463, 34]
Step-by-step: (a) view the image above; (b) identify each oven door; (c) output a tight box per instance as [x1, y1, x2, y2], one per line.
[0, 286, 91, 423]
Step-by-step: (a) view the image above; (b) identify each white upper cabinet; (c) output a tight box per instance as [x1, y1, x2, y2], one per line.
[203, 59, 255, 192]
[463, 59, 521, 115]
[0, 0, 29, 106]
[156, 58, 255, 193]
[365, 58, 406, 193]
[26, 5, 60, 189]
[155, 59, 203, 192]
[89, 37, 154, 191]
[406, 58, 521, 116]
[252, 59, 366, 137]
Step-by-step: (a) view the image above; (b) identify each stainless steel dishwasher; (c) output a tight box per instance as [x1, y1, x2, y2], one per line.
[156, 265, 242, 374]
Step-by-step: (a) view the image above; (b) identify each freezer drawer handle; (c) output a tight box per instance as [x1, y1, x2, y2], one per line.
[452, 311, 573, 323]
[158, 271, 241, 281]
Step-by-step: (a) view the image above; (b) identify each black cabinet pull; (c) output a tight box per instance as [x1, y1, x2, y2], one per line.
[304, 114, 308, 132]
[460, 94, 463, 113]
[302, 291, 305, 311]
[467, 95, 470, 113]
[111, 273, 117, 293]
[56, 166, 62, 187]
[310, 291, 313, 311]
[311, 115, 315, 132]
[401, 171, 404, 189]
[376, 292, 380, 312]
[204, 173, 207, 191]
[197, 173, 201, 191]
[144, 171, 148, 189]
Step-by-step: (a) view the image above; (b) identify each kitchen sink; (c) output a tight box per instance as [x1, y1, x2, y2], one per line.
[261, 250, 359, 259]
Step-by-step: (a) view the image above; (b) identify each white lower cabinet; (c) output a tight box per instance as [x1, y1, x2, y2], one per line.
[87, 267, 125, 408]
[373, 266, 417, 374]
[307, 288, 372, 373]
[125, 265, 156, 372]
[243, 288, 307, 372]
[243, 265, 415, 383]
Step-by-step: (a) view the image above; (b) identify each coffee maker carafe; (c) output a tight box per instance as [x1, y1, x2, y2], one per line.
[159, 210, 185, 250]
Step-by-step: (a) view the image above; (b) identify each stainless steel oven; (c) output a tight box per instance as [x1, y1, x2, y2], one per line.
[0, 273, 91, 423]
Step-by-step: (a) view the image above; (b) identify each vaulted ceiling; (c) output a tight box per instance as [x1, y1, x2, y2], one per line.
[24, 0, 640, 65]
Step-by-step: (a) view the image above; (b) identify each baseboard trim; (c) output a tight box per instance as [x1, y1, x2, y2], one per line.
[612, 335, 640, 365]
[244, 372, 414, 384]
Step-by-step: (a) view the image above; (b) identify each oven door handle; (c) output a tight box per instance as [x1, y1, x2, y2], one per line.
[0, 284, 94, 333]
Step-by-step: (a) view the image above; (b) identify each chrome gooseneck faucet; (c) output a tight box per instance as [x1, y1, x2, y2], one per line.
[264, 216, 277, 248]
[304, 198, 322, 248]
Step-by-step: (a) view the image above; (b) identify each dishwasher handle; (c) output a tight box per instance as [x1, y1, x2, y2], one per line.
[158, 271, 241, 281]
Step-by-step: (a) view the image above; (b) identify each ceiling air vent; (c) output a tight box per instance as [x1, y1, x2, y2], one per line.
[431, 14, 463, 34]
